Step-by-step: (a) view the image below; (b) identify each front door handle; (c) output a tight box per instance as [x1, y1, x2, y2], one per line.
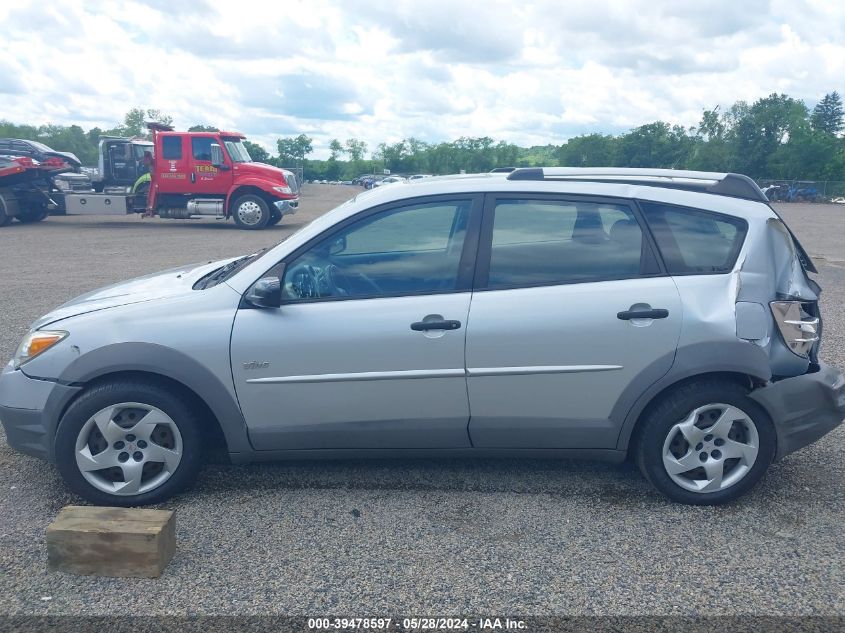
[411, 319, 462, 331]
[617, 308, 669, 320]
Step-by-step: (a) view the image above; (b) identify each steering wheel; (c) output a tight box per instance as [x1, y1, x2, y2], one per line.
[286, 263, 320, 298]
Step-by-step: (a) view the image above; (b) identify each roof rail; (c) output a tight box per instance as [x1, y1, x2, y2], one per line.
[506, 167, 767, 202]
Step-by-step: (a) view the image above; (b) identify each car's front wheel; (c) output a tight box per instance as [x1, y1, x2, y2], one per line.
[635, 378, 776, 505]
[54, 380, 202, 506]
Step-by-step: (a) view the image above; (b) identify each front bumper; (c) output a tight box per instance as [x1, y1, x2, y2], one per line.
[750, 363, 845, 460]
[273, 197, 299, 215]
[0, 362, 80, 462]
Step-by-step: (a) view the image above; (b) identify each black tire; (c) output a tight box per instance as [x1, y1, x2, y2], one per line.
[54, 380, 203, 506]
[15, 208, 48, 223]
[0, 195, 12, 227]
[231, 194, 270, 230]
[268, 209, 283, 226]
[635, 378, 776, 505]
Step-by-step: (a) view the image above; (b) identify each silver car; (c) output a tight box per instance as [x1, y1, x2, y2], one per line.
[1, 168, 843, 506]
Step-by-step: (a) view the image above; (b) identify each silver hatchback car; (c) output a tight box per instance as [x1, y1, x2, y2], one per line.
[2, 168, 843, 506]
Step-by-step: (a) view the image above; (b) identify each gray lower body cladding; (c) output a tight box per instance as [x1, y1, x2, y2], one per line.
[749, 363, 845, 460]
[2, 361, 843, 465]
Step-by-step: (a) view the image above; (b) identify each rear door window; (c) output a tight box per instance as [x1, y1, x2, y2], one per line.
[640, 202, 747, 274]
[485, 198, 645, 288]
[161, 136, 182, 160]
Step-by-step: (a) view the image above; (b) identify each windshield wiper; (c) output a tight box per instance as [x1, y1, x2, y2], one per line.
[196, 249, 267, 290]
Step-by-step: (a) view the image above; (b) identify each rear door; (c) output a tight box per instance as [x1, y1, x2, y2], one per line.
[155, 134, 189, 193]
[465, 194, 682, 448]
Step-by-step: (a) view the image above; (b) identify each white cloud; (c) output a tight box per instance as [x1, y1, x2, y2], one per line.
[1, 0, 843, 158]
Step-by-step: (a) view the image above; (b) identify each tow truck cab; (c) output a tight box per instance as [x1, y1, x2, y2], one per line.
[147, 125, 299, 229]
[96, 137, 154, 192]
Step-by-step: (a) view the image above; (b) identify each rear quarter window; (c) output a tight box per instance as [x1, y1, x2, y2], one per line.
[640, 201, 747, 274]
[161, 136, 183, 160]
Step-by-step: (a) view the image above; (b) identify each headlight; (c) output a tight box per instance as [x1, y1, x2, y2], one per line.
[272, 185, 292, 195]
[53, 179, 70, 192]
[13, 330, 68, 369]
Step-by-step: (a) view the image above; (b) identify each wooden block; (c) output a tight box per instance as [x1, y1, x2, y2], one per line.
[46, 505, 175, 578]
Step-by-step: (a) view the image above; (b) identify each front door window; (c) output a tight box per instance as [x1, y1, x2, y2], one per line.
[282, 199, 473, 301]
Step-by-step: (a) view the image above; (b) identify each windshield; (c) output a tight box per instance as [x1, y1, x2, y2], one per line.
[133, 144, 153, 159]
[224, 139, 252, 163]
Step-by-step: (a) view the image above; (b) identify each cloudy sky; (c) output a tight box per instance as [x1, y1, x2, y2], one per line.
[1, 0, 844, 158]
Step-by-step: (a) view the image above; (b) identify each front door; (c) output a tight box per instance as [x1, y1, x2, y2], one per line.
[231, 196, 482, 450]
[188, 135, 233, 195]
[465, 195, 682, 448]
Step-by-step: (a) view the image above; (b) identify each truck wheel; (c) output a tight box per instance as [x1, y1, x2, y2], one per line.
[0, 196, 11, 227]
[15, 209, 48, 223]
[635, 379, 776, 505]
[54, 379, 202, 506]
[232, 194, 270, 230]
[268, 209, 283, 226]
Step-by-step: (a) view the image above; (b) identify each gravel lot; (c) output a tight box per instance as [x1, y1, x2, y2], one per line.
[0, 192, 843, 616]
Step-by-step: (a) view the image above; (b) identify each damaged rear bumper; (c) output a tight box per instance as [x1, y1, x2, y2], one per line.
[749, 363, 845, 460]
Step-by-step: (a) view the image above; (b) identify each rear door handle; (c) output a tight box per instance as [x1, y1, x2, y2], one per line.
[411, 319, 462, 331]
[617, 308, 669, 320]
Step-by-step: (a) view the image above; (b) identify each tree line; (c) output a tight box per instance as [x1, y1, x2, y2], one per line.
[2, 92, 843, 182]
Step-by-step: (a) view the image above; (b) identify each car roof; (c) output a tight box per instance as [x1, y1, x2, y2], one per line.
[344, 171, 776, 223]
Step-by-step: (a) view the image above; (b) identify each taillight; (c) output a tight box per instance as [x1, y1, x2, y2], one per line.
[770, 301, 820, 358]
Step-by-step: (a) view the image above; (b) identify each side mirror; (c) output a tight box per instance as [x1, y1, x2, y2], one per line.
[329, 235, 347, 256]
[245, 276, 281, 308]
[210, 143, 224, 167]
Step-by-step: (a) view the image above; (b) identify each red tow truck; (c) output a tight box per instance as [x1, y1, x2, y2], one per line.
[62, 124, 299, 230]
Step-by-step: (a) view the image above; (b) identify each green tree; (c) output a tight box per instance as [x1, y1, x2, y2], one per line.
[616, 122, 693, 168]
[810, 92, 844, 135]
[729, 93, 808, 177]
[277, 134, 313, 166]
[242, 140, 270, 163]
[329, 138, 345, 160]
[344, 138, 367, 162]
[688, 107, 732, 171]
[188, 124, 219, 132]
[557, 134, 617, 167]
[120, 108, 174, 137]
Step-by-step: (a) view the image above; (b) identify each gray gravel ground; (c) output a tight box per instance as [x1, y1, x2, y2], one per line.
[0, 194, 842, 616]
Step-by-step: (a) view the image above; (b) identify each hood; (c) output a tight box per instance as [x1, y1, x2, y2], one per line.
[235, 162, 298, 191]
[31, 256, 241, 329]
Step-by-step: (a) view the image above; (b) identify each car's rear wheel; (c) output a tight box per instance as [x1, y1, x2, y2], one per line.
[635, 379, 775, 505]
[231, 194, 270, 230]
[55, 380, 202, 506]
